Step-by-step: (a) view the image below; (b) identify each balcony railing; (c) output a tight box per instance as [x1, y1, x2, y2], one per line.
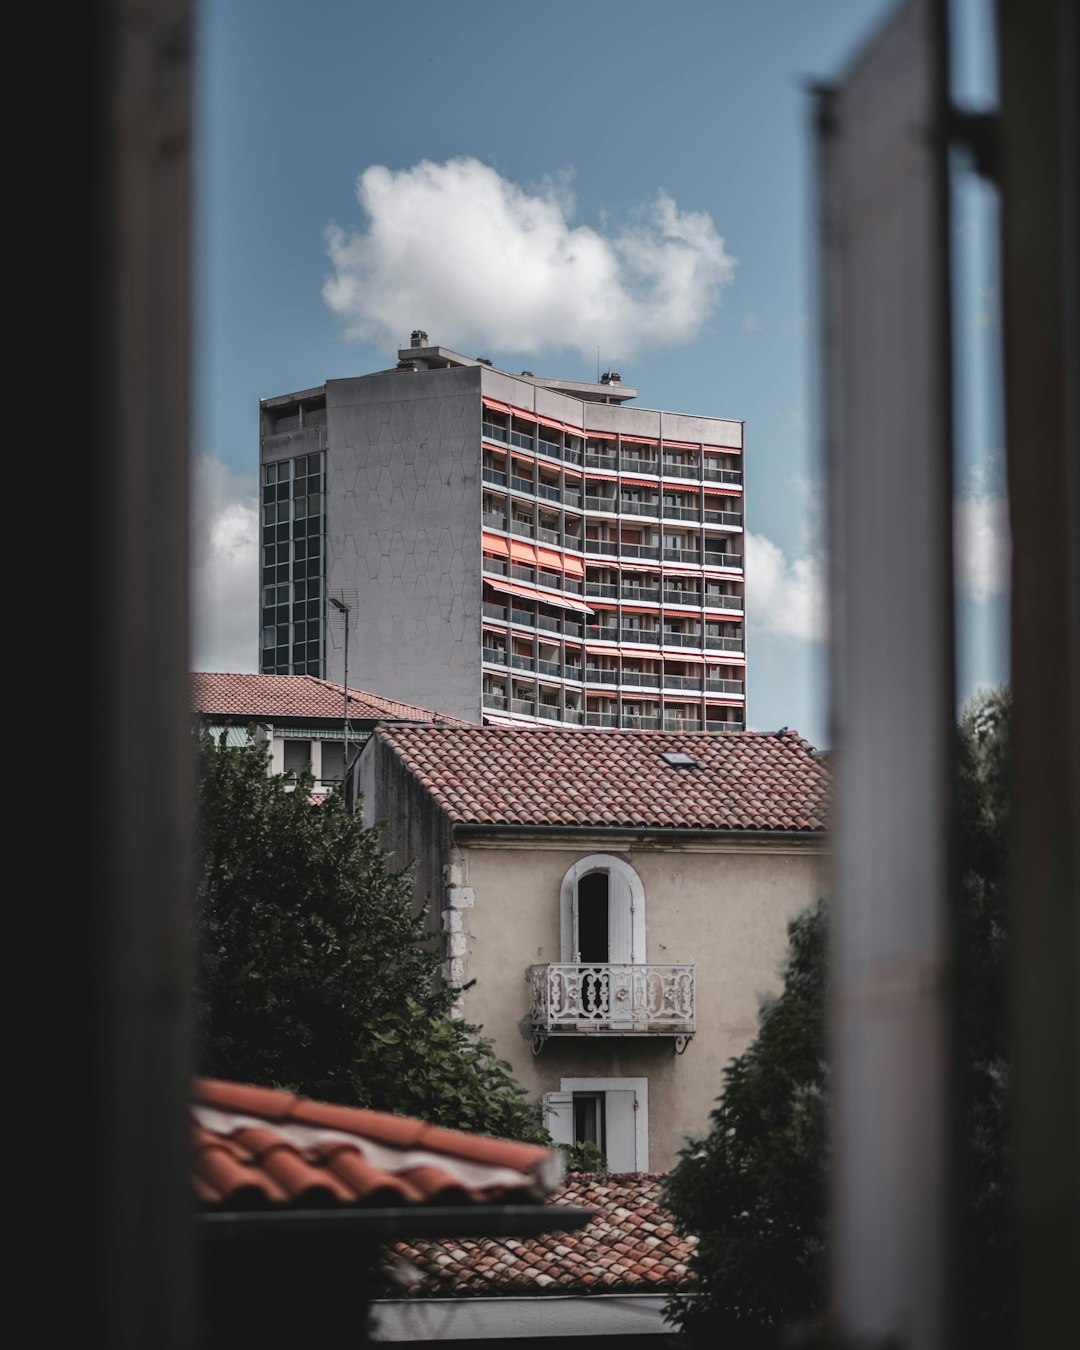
[482, 466, 507, 486]
[703, 509, 743, 528]
[704, 592, 744, 610]
[482, 421, 508, 442]
[527, 963, 695, 1039]
[703, 465, 742, 484]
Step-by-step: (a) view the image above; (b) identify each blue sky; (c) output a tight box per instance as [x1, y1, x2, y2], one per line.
[193, 0, 1008, 746]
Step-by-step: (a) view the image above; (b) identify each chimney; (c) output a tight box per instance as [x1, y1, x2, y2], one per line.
[410, 329, 429, 348]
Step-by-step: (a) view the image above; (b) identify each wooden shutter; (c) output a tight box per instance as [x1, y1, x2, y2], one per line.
[604, 1090, 638, 1171]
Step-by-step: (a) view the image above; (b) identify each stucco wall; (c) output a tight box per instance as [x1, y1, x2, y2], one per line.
[454, 834, 827, 1171]
[323, 367, 484, 723]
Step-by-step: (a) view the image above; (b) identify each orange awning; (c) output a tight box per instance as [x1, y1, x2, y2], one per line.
[563, 422, 584, 438]
[536, 546, 562, 570]
[704, 486, 743, 498]
[536, 415, 564, 432]
[662, 439, 700, 450]
[511, 406, 538, 422]
[562, 555, 585, 578]
[663, 650, 706, 664]
[621, 605, 659, 615]
[703, 442, 741, 455]
[621, 476, 659, 488]
[622, 691, 660, 702]
[584, 468, 619, 481]
[663, 479, 700, 493]
[585, 641, 621, 653]
[486, 577, 593, 614]
[586, 429, 617, 441]
[663, 692, 705, 703]
[509, 539, 538, 564]
[483, 397, 511, 414]
[621, 434, 660, 446]
[510, 448, 536, 465]
[482, 532, 510, 558]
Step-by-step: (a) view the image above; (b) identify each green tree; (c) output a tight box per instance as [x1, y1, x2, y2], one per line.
[193, 730, 548, 1143]
[664, 688, 1015, 1347]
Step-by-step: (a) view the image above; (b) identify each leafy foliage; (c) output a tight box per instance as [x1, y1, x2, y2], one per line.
[664, 688, 1016, 1347]
[193, 730, 548, 1143]
[559, 1140, 608, 1173]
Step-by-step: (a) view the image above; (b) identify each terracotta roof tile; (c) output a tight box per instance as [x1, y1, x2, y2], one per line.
[192, 1079, 560, 1210]
[191, 672, 472, 726]
[374, 725, 828, 832]
[388, 1174, 697, 1296]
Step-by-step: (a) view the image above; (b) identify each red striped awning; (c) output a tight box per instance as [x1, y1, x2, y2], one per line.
[662, 650, 706, 664]
[536, 415, 564, 431]
[586, 429, 617, 441]
[621, 434, 660, 445]
[511, 406, 538, 422]
[482, 397, 511, 414]
[482, 532, 510, 558]
[510, 448, 536, 465]
[583, 468, 619, 481]
[621, 476, 659, 488]
[661, 439, 700, 450]
[662, 692, 706, 703]
[509, 539, 538, 564]
[621, 605, 659, 615]
[563, 422, 584, 438]
[703, 442, 741, 455]
[704, 486, 743, 498]
[485, 577, 593, 614]
[562, 554, 585, 578]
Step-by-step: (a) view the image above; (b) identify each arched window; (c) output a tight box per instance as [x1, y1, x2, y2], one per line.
[560, 855, 646, 966]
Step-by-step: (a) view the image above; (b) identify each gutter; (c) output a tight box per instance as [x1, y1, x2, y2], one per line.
[451, 824, 826, 842]
[199, 1203, 594, 1243]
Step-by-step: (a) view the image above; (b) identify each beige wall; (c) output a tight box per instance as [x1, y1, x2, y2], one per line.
[454, 833, 827, 1171]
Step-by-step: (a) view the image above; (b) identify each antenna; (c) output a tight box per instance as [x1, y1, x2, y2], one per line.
[597, 345, 600, 383]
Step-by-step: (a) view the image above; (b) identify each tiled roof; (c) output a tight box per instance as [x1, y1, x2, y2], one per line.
[191, 672, 471, 726]
[192, 1079, 560, 1209]
[389, 1173, 696, 1296]
[374, 725, 828, 831]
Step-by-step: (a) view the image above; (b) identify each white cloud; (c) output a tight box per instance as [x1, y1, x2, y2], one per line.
[190, 452, 259, 672]
[743, 311, 761, 332]
[745, 532, 827, 642]
[323, 157, 735, 360]
[955, 491, 1010, 602]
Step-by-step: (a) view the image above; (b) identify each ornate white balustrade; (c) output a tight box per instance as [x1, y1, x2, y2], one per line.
[526, 963, 695, 1052]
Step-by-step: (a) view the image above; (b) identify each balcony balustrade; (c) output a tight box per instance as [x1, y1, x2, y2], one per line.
[537, 481, 561, 502]
[510, 519, 536, 538]
[562, 708, 584, 724]
[620, 457, 659, 475]
[706, 718, 744, 731]
[585, 711, 617, 726]
[482, 512, 506, 530]
[704, 636, 744, 653]
[620, 499, 660, 517]
[664, 503, 700, 521]
[705, 678, 745, 694]
[509, 653, 535, 671]
[621, 585, 661, 603]
[662, 630, 703, 647]
[510, 430, 535, 451]
[584, 495, 618, 512]
[704, 592, 744, 610]
[584, 453, 617, 469]
[585, 668, 619, 685]
[482, 466, 507, 486]
[664, 716, 702, 731]
[663, 589, 701, 605]
[661, 462, 699, 479]
[585, 582, 617, 598]
[482, 647, 507, 665]
[536, 704, 561, 720]
[621, 714, 661, 729]
[482, 421, 508, 442]
[703, 465, 742, 484]
[527, 963, 695, 1044]
[538, 437, 563, 459]
[703, 509, 743, 528]
[703, 549, 743, 567]
[621, 671, 661, 688]
[664, 673, 702, 691]
[483, 602, 509, 622]
[510, 474, 535, 495]
[585, 540, 661, 560]
[537, 525, 561, 545]
[483, 692, 507, 709]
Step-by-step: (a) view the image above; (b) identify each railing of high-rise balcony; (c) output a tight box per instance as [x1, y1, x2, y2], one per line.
[537, 482, 561, 502]
[584, 495, 618, 512]
[621, 585, 662, 602]
[584, 668, 619, 685]
[664, 589, 702, 605]
[536, 704, 561, 720]
[702, 549, 743, 567]
[482, 466, 507, 486]
[704, 636, 744, 653]
[704, 593, 744, 609]
[510, 473, 534, 494]
[483, 647, 507, 665]
[705, 678, 745, 694]
[510, 519, 536, 538]
[585, 581, 617, 598]
[510, 429, 534, 452]
[482, 421, 508, 443]
[620, 456, 659, 474]
[483, 692, 508, 709]
[663, 673, 702, 691]
[527, 963, 695, 1037]
[584, 452, 617, 469]
[621, 672, 662, 688]
[537, 525, 561, 545]
[482, 511, 506, 530]
[664, 716, 703, 731]
[483, 602, 509, 622]
[702, 465, 742, 483]
[622, 713, 662, 729]
[584, 711, 618, 726]
[620, 499, 661, 517]
[585, 540, 662, 560]
[664, 503, 701, 521]
[562, 708, 584, 724]
[661, 630, 703, 647]
[703, 508, 743, 527]
[705, 719, 743, 731]
[661, 462, 699, 480]
[510, 698, 536, 716]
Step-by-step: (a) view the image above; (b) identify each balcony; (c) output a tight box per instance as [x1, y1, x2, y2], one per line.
[482, 421, 509, 443]
[527, 963, 695, 1047]
[703, 465, 742, 484]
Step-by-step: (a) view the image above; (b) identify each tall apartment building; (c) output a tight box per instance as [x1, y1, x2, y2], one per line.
[259, 333, 746, 729]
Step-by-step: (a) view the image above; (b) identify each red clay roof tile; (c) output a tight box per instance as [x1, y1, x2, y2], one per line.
[192, 1079, 560, 1211]
[388, 1174, 697, 1297]
[373, 726, 828, 832]
[191, 672, 472, 726]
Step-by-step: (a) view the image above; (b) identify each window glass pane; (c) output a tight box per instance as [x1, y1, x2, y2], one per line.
[293, 580, 307, 601]
[276, 523, 290, 543]
[306, 599, 321, 620]
[294, 538, 308, 560]
[282, 740, 310, 776]
[306, 558, 321, 578]
[276, 481, 290, 502]
[306, 640, 321, 660]
[263, 463, 276, 485]
[293, 621, 307, 643]
[573, 1094, 605, 1151]
[275, 563, 290, 581]
[320, 742, 345, 783]
[262, 626, 276, 648]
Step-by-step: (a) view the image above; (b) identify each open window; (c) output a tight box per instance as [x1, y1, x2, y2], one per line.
[543, 1077, 649, 1172]
[560, 855, 645, 965]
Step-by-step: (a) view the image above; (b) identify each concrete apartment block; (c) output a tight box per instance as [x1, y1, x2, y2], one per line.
[259, 335, 746, 729]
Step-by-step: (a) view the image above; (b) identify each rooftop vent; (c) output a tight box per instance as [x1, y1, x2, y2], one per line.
[520, 370, 534, 377]
[600, 370, 621, 385]
[410, 329, 429, 348]
[476, 356, 493, 366]
[660, 750, 698, 769]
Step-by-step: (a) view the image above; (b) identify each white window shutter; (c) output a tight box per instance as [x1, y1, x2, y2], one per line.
[608, 870, 633, 964]
[604, 1090, 639, 1172]
[543, 1091, 574, 1148]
